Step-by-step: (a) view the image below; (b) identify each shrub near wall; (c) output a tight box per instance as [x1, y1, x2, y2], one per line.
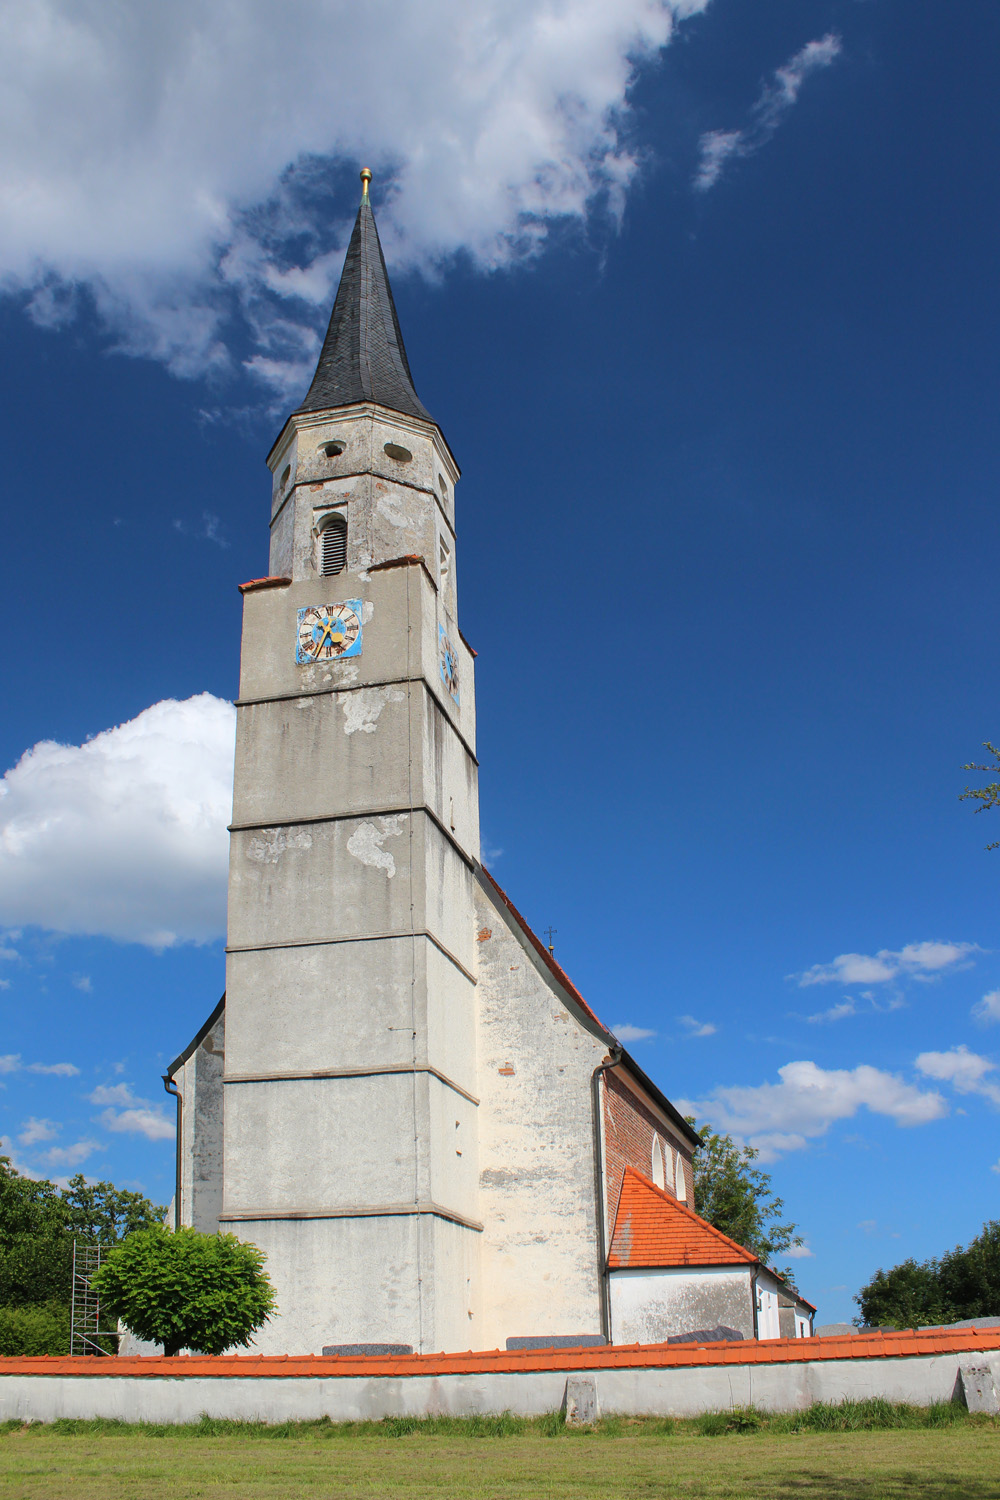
[0, 1302, 69, 1357]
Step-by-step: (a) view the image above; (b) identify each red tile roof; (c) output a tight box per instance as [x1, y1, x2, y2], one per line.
[1, 1327, 997, 1379]
[609, 1167, 757, 1270]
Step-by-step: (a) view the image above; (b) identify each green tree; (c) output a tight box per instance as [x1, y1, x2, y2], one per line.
[855, 1219, 1000, 1328]
[685, 1122, 803, 1283]
[0, 1159, 72, 1308]
[91, 1227, 277, 1357]
[0, 1157, 167, 1355]
[960, 742, 1000, 849]
[62, 1174, 166, 1246]
[854, 1257, 957, 1329]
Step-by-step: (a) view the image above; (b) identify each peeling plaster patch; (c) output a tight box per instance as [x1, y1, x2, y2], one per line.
[361, 601, 375, 625]
[346, 816, 404, 878]
[477, 928, 492, 942]
[377, 495, 411, 529]
[247, 829, 312, 863]
[340, 686, 404, 736]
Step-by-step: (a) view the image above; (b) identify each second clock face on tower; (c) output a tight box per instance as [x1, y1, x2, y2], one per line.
[296, 601, 363, 663]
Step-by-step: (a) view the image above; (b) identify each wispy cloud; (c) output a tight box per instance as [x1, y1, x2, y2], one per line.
[17, 1117, 59, 1147]
[70, 975, 93, 994]
[679, 1059, 947, 1161]
[807, 999, 856, 1024]
[45, 1139, 102, 1169]
[695, 33, 843, 192]
[786, 1242, 814, 1260]
[613, 1023, 657, 1043]
[173, 512, 230, 549]
[678, 1015, 717, 1038]
[973, 990, 1000, 1025]
[0, 1054, 79, 1077]
[793, 941, 977, 988]
[916, 1045, 1000, 1108]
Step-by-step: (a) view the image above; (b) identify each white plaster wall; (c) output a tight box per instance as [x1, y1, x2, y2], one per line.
[756, 1271, 783, 1341]
[610, 1267, 755, 1345]
[474, 881, 609, 1351]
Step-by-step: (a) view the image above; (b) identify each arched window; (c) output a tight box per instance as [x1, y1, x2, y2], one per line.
[318, 513, 347, 576]
[664, 1143, 676, 1195]
[675, 1157, 687, 1203]
[651, 1137, 665, 1189]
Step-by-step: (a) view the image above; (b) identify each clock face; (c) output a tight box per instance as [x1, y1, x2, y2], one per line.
[439, 624, 460, 704]
[296, 601, 363, 663]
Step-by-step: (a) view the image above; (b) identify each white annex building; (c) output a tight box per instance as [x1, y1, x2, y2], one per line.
[167, 171, 814, 1357]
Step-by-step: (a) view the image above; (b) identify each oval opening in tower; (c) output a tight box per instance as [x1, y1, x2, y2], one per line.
[438, 473, 449, 502]
[322, 441, 345, 458]
[383, 442, 412, 463]
[318, 512, 347, 576]
[280, 464, 291, 488]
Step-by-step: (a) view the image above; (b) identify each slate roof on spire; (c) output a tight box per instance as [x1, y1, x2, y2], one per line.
[295, 182, 433, 425]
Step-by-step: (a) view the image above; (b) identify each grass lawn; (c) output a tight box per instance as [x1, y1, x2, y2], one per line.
[0, 1404, 998, 1499]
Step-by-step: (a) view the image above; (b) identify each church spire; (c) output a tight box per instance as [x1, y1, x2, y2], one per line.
[295, 169, 433, 425]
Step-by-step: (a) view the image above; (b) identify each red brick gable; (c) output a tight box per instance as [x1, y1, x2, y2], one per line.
[608, 1166, 757, 1270]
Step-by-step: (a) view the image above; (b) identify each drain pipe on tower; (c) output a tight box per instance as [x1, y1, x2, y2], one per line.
[591, 1046, 623, 1344]
[162, 1075, 182, 1232]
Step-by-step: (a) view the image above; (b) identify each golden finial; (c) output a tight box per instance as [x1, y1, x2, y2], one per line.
[360, 167, 372, 201]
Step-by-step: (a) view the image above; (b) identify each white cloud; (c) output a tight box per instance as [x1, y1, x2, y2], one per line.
[0, 979, 9, 991]
[973, 990, 1000, 1025]
[679, 1059, 947, 1161]
[0, 0, 710, 388]
[785, 1242, 814, 1260]
[45, 1139, 102, 1169]
[916, 1045, 1000, 1108]
[794, 941, 977, 988]
[695, 32, 842, 191]
[90, 1081, 175, 1141]
[0, 694, 234, 948]
[0, 1054, 79, 1077]
[17, 1117, 58, 1147]
[678, 1015, 717, 1038]
[614, 1023, 657, 1042]
[87, 1083, 137, 1108]
[71, 975, 93, 993]
[99, 1107, 174, 1142]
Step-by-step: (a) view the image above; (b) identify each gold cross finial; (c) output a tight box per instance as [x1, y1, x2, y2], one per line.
[360, 167, 372, 201]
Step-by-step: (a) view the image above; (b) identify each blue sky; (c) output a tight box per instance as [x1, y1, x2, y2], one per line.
[1, 0, 998, 1326]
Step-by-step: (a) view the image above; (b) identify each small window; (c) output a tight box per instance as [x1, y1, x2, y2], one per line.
[675, 1158, 687, 1203]
[384, 442, 412, 463]
[280, 464, 291, 489]
[318, 512, 347, 576]
[664, 1144, 676, 1195]
[322, 440, 345, 459]
[439, 537, 451, 593]
[651, 1138, 665, 1190]
[438, 473, 449, 502]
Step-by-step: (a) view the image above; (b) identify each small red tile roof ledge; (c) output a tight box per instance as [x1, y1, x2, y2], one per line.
[0, 1327, 995, 1379]
[238, 575, 292, 594]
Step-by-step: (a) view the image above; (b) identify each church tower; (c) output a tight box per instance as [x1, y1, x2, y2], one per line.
[220, 169, 481, 1354]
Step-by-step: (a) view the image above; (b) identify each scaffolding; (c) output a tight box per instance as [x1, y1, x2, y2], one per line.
[69, 1242, 120, 1356]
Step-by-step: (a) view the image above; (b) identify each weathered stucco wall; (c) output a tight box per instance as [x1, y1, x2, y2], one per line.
[172, 1004, 224, 1235]
[474, 879, 610, 1351]
[610, 1267, 755, 1344]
